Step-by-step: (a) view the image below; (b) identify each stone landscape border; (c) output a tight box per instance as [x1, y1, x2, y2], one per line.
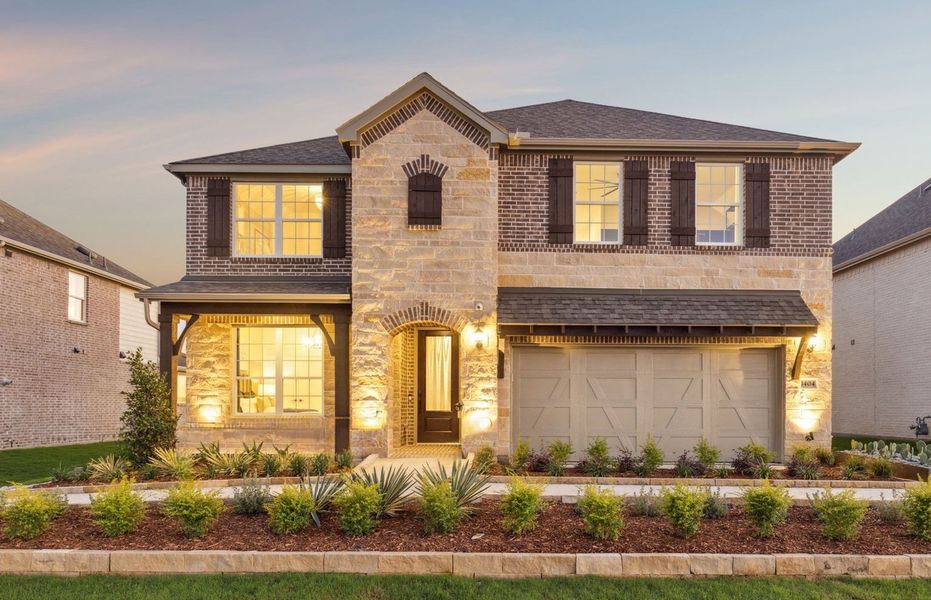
[1, 549, 929, 578]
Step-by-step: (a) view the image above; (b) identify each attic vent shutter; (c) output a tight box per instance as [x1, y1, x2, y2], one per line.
[206, 177, 231, 257]
[745, 163, 771, 248]
[547, 158, 573, 244]
[323, 179, 348, 258]
[408, 172, 442, 226]
[669, 161, 696, 246]
[623, 160, 649, 245]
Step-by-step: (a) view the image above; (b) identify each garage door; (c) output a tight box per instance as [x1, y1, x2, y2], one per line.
[513, 346, 782, 461]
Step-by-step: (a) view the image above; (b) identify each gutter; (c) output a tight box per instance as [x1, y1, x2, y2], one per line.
[134, 292, 351, 304]
[163, 163, 352, 183]
[833, 226, 931, 274]
[0, 235, 149, 290]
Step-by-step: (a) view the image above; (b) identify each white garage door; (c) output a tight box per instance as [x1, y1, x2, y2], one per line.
[513, 346, 782, 461]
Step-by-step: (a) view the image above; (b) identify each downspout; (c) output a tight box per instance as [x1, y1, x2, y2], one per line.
[143, 298, 159, 330]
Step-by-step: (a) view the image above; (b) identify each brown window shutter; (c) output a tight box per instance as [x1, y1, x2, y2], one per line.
[408, 173, 442, 226]
[744, 163, 771, 248]
[669, 161, 696, 246]
[323, 179, 348, 258]
[623, 160, 649, 245]
[206, 177, 231, 257]
[548, 157, 573, 244]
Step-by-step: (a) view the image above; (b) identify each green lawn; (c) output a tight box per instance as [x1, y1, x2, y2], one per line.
[0, 441, 122, 485]
[0, 574, 929, 600]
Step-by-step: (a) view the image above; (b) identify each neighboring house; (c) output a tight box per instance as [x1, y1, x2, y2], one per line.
[833, 176, 931, 439]
[139, 73, 858, 460]
[0, 199, 156, 448]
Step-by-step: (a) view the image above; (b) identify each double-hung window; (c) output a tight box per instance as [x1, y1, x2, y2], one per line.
[67, 271, 87, 323]
[235, 326, 324, 416]
[696, 163, 742, 245]
[574, 162, 622, 243]
[233, 183, 323, 257]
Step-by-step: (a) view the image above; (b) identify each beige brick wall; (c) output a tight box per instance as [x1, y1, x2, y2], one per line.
[0, 250, 133, 448]
[833, 238, 931, 438]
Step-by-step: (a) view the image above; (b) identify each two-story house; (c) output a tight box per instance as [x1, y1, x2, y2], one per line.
[139, 73, 858, 460]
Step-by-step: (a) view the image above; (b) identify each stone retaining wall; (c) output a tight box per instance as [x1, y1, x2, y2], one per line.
[2, 550, 928, 578]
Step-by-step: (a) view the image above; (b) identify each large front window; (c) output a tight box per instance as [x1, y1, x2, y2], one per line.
[574, 162, 621, 243]
[696, 163, 742, 245]
[233, 183, 323, 257]
[235, 326, 324, 415]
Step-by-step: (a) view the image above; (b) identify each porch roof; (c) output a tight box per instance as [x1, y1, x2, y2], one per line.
[497, 288, 819, 337]
[137, 276, 351, 303]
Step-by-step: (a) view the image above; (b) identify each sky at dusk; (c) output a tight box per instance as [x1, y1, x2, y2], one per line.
[1, 0, 929, 284]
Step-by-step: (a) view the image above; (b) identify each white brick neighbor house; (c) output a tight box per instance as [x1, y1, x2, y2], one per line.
[0, 199, 156, 448]
[139, 73, 858, 460]
[833, 176, 931, 439]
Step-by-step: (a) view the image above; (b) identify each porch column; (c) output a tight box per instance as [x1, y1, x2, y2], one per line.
[157, 308, 177, 411]
[334, 308, 350, 452]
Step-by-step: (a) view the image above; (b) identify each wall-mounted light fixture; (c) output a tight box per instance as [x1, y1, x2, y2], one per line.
[0, 377, 12, 387]
[471, 327, 489, 350]
[355, 395, 386, 430]
[806, 332, 823, 353]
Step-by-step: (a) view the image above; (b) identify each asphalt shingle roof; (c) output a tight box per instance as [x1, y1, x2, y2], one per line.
[171, 135, 350, 166]
[137, 276, 351, 299]
[0, 198, 151, 287]
[833, 176, 931, 267]
[498, 288, 818, 328]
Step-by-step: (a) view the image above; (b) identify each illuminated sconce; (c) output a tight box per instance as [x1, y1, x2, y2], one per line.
[465, 400, 494, 432]
[471, 326, 489, 350]
[806, 332, 824, 353]
[355, 395, 386, 430]
[199, 404, 221, 423]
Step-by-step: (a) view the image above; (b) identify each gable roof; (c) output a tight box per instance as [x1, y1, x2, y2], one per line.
[833, 176, 931, 271]
[0, 198, 151, 288]
[170, 135, 350, 166]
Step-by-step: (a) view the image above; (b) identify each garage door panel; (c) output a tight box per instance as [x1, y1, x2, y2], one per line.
[653, 350, 702, 371]
[585, 376, 637, 404]
[585, 349, 637, 371]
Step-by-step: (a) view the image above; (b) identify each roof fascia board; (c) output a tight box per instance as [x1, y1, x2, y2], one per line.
[833, 226, 931, 274]
[336, 72, 509, 145]
[509, 138, 860, 160]
[0, 235, 148, 289]
[134, 292, 351, 303]
[164, 164, 352, 175]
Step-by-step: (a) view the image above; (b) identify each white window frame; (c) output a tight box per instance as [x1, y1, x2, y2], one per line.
[695, 162, 744, 247]
[572, 161, 623, 245]
[67, 271, 88, 323]
[232, 325, 325, 417]
[232, 182, 323, 258]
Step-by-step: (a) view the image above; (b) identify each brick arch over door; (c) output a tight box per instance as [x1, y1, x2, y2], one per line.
[381, 302, 468, 336]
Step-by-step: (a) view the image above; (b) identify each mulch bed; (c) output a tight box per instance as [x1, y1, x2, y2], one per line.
[2, 501, 927, 555]
[486, 464, 854, 480]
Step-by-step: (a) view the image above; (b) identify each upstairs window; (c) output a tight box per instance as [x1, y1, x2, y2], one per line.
[67, 271, 87, 323]
[233, 183, 323, 257]
[696, 164, 742, 245]
[574, 162, 621, 243]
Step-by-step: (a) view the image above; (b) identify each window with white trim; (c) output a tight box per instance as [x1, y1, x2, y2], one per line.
[67, 271, 87, 323]
[696, 163, 742, 245]
[234, 326, 324, 415]
[574, 162, 622, 243]
[233, 183, 323, 257]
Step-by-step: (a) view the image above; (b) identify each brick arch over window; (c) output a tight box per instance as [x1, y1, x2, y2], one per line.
[405, 156, 447, 227]
[381, 302, 468, 336]
[402, 154, 449, 179]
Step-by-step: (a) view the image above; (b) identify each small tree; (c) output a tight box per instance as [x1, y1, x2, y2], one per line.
[120, 349, 176, 466]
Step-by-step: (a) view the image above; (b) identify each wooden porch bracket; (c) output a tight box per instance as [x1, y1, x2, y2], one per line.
[172, 314, 200, 356]
[791, 334, 811, 380]
[308, 314, 337, 355]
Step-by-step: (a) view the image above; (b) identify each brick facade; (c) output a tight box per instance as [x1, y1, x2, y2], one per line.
[0, 250, 135, 448]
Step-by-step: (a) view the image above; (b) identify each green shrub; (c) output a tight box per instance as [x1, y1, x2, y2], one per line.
[119, 349, 176, 466]
[579, 438, 615, 477]
[577, 485, 624, 540]
[266, 485, 317, 534]
[616, 448, 636, 473]
[713, 465, 730, 478]
[418, 460, 489, 514]
[786, 452, 820, 480]
[148, 447, 196, 480]
[0, 486, 67, 540]
[50, 463, 73, 483]
[510, 439, 531, 472]
[640, 435, 665, 474]
[473, 445, 497, 474]
[629, 488, 660, 517]
[419, 479, 463, 534]
[351, 466, 414, 517]
[810, 488, 868, 540]
[876, 494, 905, 522]
[790, 445, 814, 463]
[335, 449, 353, 471]
[87, 454, 129, 483]
[232, 479, 272, 515]
[752, 459, 774, 479]
[288, 453, 309, 477]
[902, 478, 931, 540]
[333, 480, 381, 536]
[704, 491, 729, 519]
[673, 451, 704, 477]
[815, 447, 836, 467]
[742, 481, 790, 538]
[546, 440, 573, 477]
[693, 438, 720, 470]
[500, 478, 544, 534]
[660, 485, 708, 538]
[89, 479, 146, 536]
[869, 457, 893, 479]
[731, 441, 775, 476]
[310, 453, 331, 476]
[841, 455, 868, 480]
[160, 482, 224, 538]
[261, 454, 282, 477]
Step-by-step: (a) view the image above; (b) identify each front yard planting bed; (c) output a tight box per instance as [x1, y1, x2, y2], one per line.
[2, 500, 928, 555]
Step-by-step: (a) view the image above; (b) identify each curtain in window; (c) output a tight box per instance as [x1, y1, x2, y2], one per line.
[425, 336, 452, 412]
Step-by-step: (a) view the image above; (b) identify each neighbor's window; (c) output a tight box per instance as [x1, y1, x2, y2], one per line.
[67, 271, 88, 323]
[235, 326, 324, 416]
[233, 183, 323, 257]
[574, 162, 621, 243]
[696, 163, 742, 245]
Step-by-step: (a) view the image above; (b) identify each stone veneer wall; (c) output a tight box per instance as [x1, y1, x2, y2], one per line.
[350, 108, 499, 457]
[177, 315, 335, 452]
[388, 329, 417, 448]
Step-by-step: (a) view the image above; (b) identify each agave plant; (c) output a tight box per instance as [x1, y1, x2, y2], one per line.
[289, 453, 310, 477]
[309, 453, 331, 477]
[352, 466, 415, 517]
[148, 447, 197, 480]
[262, 453, 283, 476]
[241, 441, 264, 468]
[307, 475, 344, 526]
[87, 455, 129, 482]
[206, 451, 252, 478]
[196, 442, 224, 477]
[418, 460, 489, 515]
